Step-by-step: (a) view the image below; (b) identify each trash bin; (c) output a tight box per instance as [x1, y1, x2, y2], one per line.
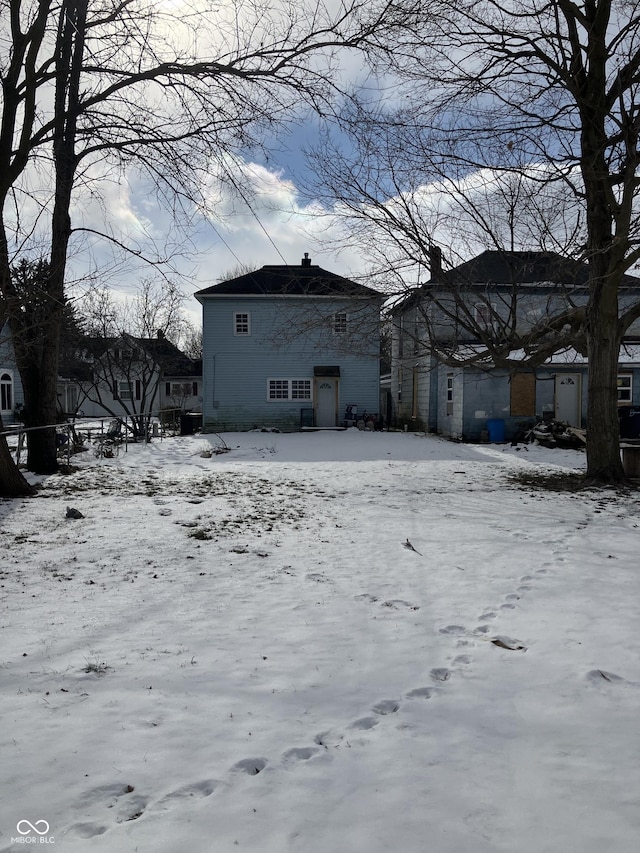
[618, 407, 640, 439]
[180, 414, 194, 436]
[486, 418, 506, 442]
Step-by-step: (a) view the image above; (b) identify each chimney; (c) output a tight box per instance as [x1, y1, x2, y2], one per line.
[301, 252, 312, 268]
[429, 245, 442, 278]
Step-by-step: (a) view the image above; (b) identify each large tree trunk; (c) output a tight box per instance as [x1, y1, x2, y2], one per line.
[20, 357, 60, 474]
[584, 265, 625, 484]
[0, 419, 35, 497]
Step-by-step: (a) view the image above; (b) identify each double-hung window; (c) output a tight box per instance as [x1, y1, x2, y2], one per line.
[617, 374, 632, 404]
[333, 312, 348, 335]
[474, 302, 497, 328]
[234, 312, 250, 336]
[118, 381, 133, 400]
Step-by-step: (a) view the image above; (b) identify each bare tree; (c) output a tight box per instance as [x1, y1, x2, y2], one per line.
[0, 0, 421, 496]
[180, 324, 203, 361]
[76, 281, 195, 437]
[312, 0, 640, 484]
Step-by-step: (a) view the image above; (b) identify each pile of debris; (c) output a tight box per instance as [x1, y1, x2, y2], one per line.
[516, 419, 586, 449]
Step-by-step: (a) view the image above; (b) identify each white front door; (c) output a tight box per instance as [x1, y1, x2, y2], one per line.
[555, 373, 581, 426]
[315, 378, 338, 427]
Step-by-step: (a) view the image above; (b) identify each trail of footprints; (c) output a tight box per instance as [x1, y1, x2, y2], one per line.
[62, 564, 586, 840]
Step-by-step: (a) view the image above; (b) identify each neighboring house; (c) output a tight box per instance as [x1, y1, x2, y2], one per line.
[390, 250, 640, 441]
[195, 254, 383, 431]
[0, 323, 24, 425]
[57, 332, 202, 426]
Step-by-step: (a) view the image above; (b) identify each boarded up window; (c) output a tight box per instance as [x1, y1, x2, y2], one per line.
[510, 372, 536, 416]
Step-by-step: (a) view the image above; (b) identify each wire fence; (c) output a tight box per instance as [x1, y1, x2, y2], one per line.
[0, 408, 196, 466]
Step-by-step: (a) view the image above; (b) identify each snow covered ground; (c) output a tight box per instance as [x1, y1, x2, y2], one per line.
[1, 430, 639, 853]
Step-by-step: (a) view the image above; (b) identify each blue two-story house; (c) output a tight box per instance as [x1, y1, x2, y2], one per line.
[195, 255, 383, 432]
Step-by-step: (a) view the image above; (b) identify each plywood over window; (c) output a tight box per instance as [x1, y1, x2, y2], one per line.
[510, 372, 536, 416]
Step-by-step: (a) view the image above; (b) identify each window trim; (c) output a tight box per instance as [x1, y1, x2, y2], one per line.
[617, 373, 633, 404]
[118, 380, 133, 401]
[1, 371, 13, 412]
[333, 311, 348, 335]
[267, 377, 312, 402]
[233, 311, 251, 336]
[474, 302, 497, 328]
[446, 372, 454, 416]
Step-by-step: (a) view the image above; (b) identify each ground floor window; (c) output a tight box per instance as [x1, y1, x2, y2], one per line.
[267, 378, 312, 402]
[446, 373, 454, 415]
[118, 380, 133, 400]
[617, 374, 632, 404]
[1, 371, 12, 412]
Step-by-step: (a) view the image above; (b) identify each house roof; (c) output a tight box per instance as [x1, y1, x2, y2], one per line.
[391, 249, 640, 315]
[134, 336, 201, 377]
[58, 334, 200, 381]
[195, 257, 383, 300]
[434, 249, 640, 288]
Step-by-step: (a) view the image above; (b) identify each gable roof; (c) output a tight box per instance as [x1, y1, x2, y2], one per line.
[58, 334, 200, 381]
[195, 258, 383, 300]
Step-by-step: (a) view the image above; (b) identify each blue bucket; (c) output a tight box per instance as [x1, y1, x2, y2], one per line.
[486, 418, 505, 442]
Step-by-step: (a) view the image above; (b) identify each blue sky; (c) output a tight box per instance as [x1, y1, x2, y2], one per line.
[63, 111, 370, 327]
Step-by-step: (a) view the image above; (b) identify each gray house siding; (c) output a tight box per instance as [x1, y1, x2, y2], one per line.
[0, 325, 24, 424]
[389, 251, 640, 442]
[201, 296, 380, 432]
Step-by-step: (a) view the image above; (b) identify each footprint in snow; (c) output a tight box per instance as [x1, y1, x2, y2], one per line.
[372, 699, 401, 715]
[230, 757, 268, 776]
[153, 779, 219, 810]
[349, 716, 379, 731]
[76, 782, 136, 809]
[282, 746, 321, 765]
[586, 669, 633, 686]
[381, 599, 420, 610]
[405, 686, 438, 700]
[430, 667, 451, 682]
[439, 625, 467, 635]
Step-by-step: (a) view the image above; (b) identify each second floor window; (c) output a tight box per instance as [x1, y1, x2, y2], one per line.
[234, 312, 250, 335]
[334, 312, 348, 335]
[474, 302, 497, 328]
